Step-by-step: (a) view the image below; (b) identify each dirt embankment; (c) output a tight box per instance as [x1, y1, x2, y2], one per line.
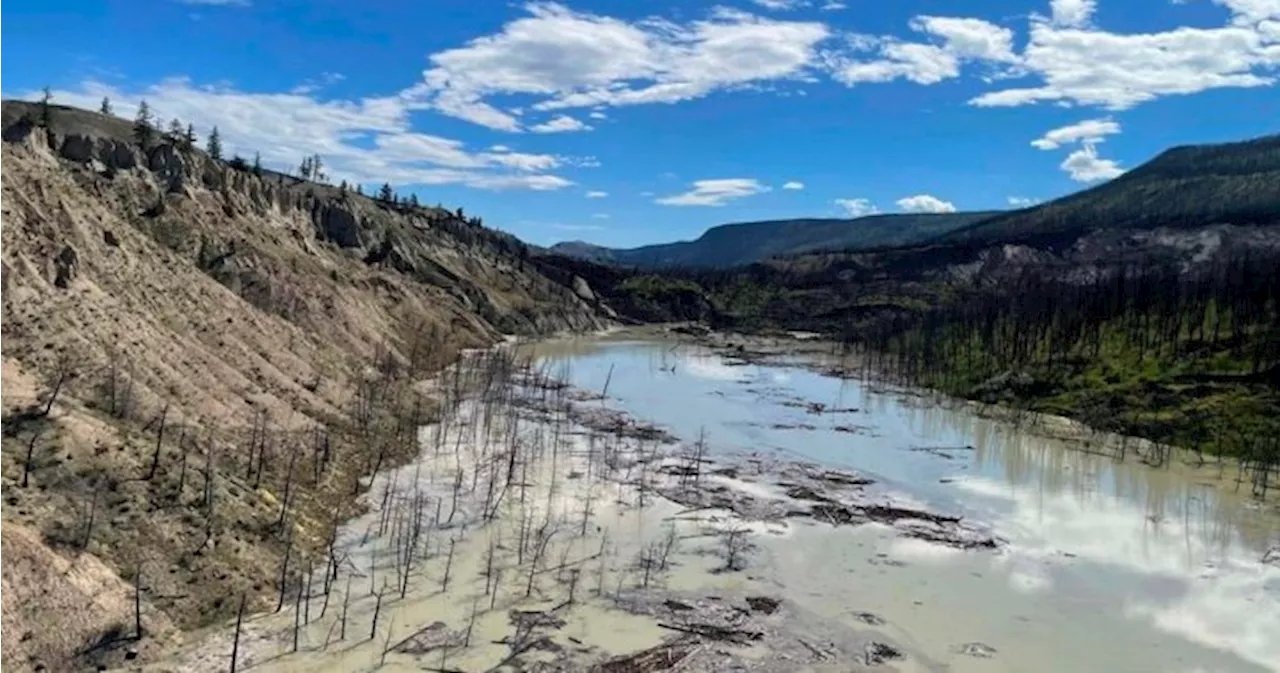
[0, 101, 611, 672]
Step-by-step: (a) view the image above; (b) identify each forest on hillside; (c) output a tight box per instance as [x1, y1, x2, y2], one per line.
[539, 248, 1280, 485]
[843, 253, 1280, 493]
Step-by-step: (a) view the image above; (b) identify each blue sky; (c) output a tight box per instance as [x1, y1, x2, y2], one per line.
[5, 0, 1279, 248]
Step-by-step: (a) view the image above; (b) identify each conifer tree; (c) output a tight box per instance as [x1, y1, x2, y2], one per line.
[133, 100, 154, 148]
[207, 126, 223, 160]
[38, 87, 54, 128]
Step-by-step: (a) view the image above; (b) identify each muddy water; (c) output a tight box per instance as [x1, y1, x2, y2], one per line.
[530, 337, 1280, 673]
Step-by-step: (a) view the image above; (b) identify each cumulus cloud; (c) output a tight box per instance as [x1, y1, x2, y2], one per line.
[835, 198, 879, 217]
[585, 190, 608, 198]
[1060, 144, 1124, 181]
[35, 79, 576, 191]
[782, 180, 805, 190]
[822, 16, 1017, 86]
[529, 114, 592, 133]
[1049, 0, 1097, 27]
[1031, 117, 1121, 149]
[656, 178, 769, 206]
[408, 3, 830, 129]
[820, 1, 847, 9]
[1007, 196, 1040, 207]
[896, 194, 957, 213]
[970, 4, 1280, 110]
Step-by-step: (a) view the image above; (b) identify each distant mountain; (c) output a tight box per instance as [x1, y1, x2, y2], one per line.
[549, 212, 998, 269]
[938, 134, 1280, 247]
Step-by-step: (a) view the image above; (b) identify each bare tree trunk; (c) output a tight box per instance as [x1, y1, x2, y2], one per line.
[340, 575, 352, 641]
[293, 574, 303, 652]
[146, 403, 170, 481]
[230, 594, 246, 673]
[22, 431, 40, 487]
[442, 538, 455, 591]
[275, 530, 293, 613]
[134, 569, 143, 640]
[370, 585, 385, 641]
[80, 488, 98, 550]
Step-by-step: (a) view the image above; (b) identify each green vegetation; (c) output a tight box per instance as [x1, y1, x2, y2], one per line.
[846, 256, 1280, 488]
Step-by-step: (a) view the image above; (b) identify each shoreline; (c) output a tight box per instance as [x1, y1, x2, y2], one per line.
[140, 349, 955, 673]
[634, 323, 1278, 511]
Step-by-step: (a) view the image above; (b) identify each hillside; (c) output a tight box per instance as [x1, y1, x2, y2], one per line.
[538, 133, 1280, 474]
[0, 100, 609, 671]
[550, 211, 996, 268]
[939, 134, 1280, 247]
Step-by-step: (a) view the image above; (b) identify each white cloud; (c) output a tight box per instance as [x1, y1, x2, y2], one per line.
[588, 110, 608, 119]
[585, 190, 608, 198]
[1007, 196, 1040, 207]
[489, 144, 511, 152]
[782, 180, 805, 190]
[1049, 0, 1097, 28]
[36, 78, 576, 191]
[529, 114, 592, 133]
[409, 3, 831, 129]
[823, 16, 1017, 86]
[896, 194, 957, 213]
[820, 0, 847, 9]
[1031, 117, 1121, 149]
[1061, 143, 1124, 181]
[835, 198, 879, 217]
[656, 178, 769, 206]
[591, 213, 610, 219]
[910, 16, 1019, 62]
[751, 0, 807, 9]
[970, 9, 1280, 110]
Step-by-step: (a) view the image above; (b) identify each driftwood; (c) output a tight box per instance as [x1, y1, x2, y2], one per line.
[592, 637, 701, 673]
[657, 621, 762, 645]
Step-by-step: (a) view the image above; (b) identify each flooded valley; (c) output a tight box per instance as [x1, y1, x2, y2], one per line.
[152, 333, 1280, 673]
[532, 336, 1280, 673]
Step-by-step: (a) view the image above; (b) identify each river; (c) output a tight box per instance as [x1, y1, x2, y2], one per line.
[531, 335, 1280, 673]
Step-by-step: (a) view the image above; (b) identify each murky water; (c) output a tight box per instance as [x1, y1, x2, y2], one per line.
[531, 337, 1280, 673]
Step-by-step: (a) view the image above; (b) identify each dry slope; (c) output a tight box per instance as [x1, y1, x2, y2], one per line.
[0, 101, 609, 671]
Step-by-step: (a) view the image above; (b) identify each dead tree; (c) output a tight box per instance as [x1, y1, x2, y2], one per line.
[340, 575, 352, 641]
[441, 537, 456, 591]
[275, 528, 294, 613]
[39, 350, 78, 417]
[276, 443, 299, 530]
[293, 573, 304, 652]
[80, 488, 99, 550]
[370, 584, 385, 641]
[146, 402, 170, 481]
[230, 594, 246, 673]
[718, 526, 755, 572]
[21, 431, 40, 488]
[134, 569, 143, 640]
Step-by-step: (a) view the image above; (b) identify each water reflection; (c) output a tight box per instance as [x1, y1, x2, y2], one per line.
[529, 338, 1280, 672]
